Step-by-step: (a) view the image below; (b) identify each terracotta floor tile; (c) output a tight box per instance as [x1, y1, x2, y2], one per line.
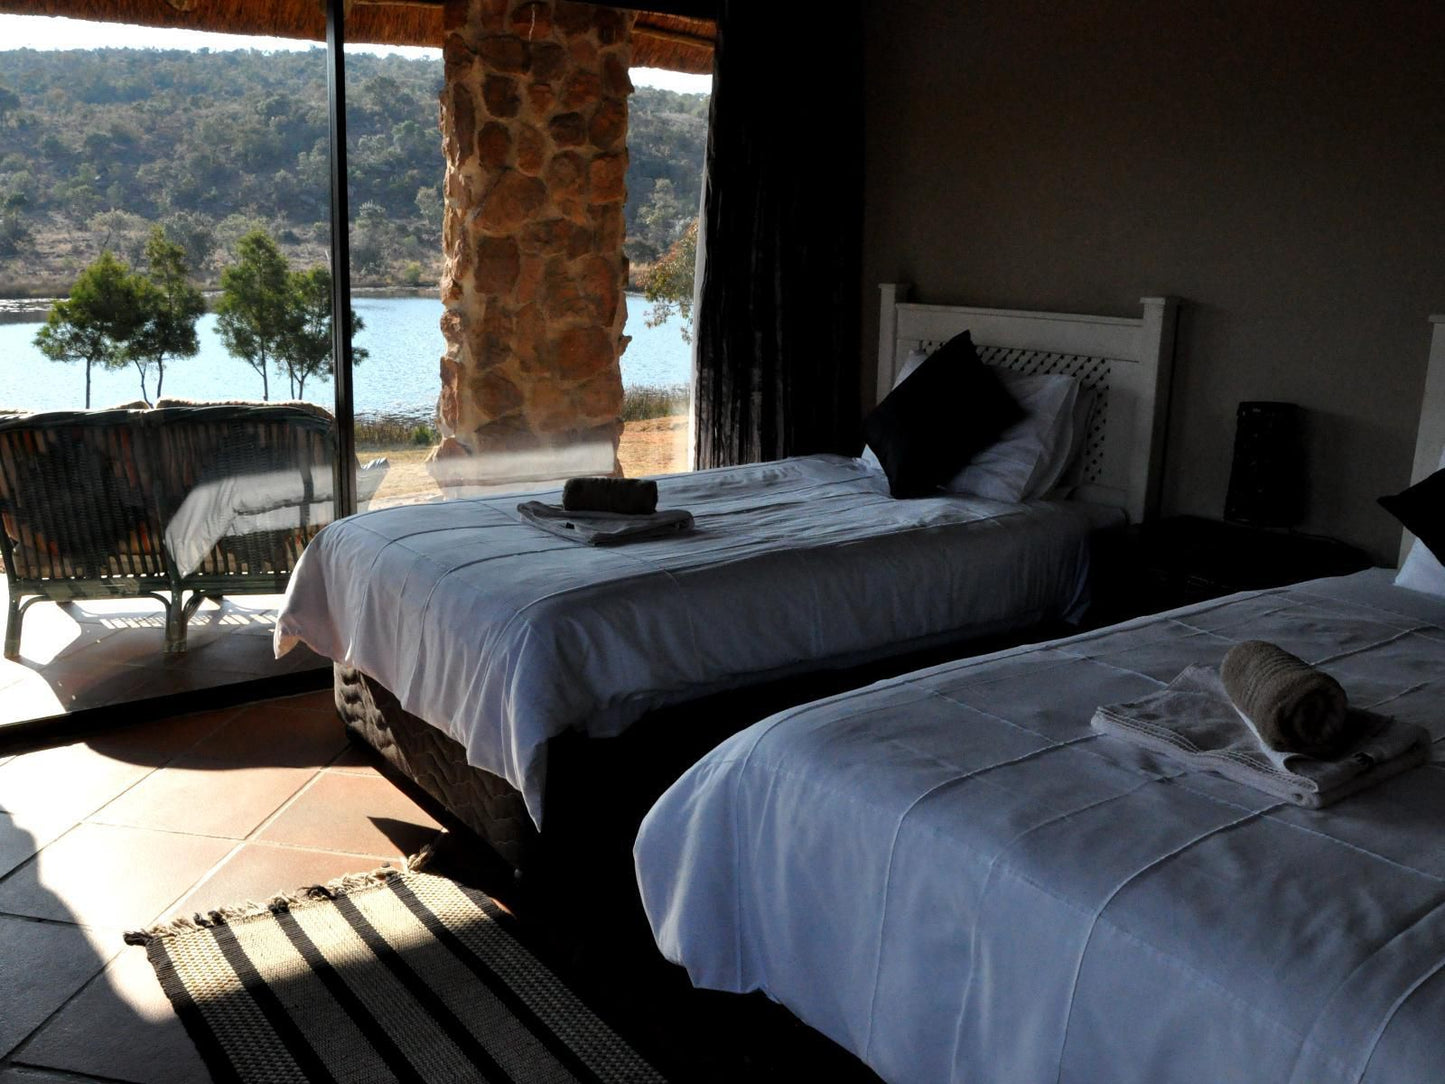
[326, 741, 383, 777]
[0, 742, 157, 829]
[258, 771, 442, 859]
[171, 842, 394, 919]
[178, 702, 348, 769]
[18, 942, 212, 1084]
[271, 687, 337, 716]
[82, 707, 240, 765]
[89, 764, 318, 840]
[0, 823, 235, 928]
[0, 915, 119, 1058]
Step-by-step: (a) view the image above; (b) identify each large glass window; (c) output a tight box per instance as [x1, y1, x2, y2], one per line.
[0, 19, 344, 726]
[0, 13, 710, 729]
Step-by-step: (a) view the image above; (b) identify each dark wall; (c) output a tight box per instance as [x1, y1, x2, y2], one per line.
[861, 0, 1445, 562]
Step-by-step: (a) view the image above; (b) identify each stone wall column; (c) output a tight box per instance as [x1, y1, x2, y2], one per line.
[431, 0, 634, 492]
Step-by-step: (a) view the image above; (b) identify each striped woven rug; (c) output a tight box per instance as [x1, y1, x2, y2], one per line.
[126, 867, 667, 1084]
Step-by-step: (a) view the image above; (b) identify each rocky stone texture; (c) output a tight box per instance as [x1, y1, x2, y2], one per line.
[432, 0, 634, 492]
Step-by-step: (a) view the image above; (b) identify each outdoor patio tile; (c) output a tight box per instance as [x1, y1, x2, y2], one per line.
[0, 914, 120, 1059]
[0, 811, 65, 881]
[178, 701, 348, 769]
[15, 659, 158, 717]
[0, 823, 235, 928]
[88, 763, 318, 840]
[258, 771, 443, 859]
[0, 742, 157, 828]
[171, 841, 394, 919]
[18, 941, 212, 1084]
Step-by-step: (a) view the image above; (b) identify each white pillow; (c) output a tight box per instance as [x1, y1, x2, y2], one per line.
[1047, 386, 1098, 497]
[1395, 538, 1445, 598]
[945, 371, 1080, 502]
[1393, 444, 1445, 598]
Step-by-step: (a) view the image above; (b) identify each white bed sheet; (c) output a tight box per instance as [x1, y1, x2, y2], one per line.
[635, 569, 1445, 1084]
[165, 460, 387, 577]
[274, 454, 1117, 827]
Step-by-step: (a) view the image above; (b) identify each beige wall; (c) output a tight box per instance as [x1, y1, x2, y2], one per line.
[861, 0, 1444, 562]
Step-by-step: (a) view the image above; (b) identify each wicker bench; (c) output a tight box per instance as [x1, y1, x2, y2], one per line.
[0, 403, 349, 658]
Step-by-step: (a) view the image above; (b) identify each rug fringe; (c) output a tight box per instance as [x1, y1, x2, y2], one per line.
[124, 861, 408, 945]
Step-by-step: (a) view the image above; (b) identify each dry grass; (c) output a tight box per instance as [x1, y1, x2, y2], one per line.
[358, 414, 690, 508]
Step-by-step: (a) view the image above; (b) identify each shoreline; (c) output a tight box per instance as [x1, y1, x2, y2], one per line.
[0, 287, 657, 324]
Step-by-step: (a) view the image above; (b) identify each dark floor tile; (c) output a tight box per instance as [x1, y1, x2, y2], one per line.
[170, 842, 393, 919]
[258, 771, 442, 859]
[18, 943, 212, 1084]
[177, 701, 348, 769]
[0, 823, 235, 928]
[0, 915, 119, 1058]
[0, 1067, 99, 1083]
[88, 764, 317, 840]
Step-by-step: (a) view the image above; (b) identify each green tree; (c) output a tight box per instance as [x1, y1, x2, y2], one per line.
[642, 218, 698, 344]
[0, 83, 18, 127]
[128, 226, 205, 401]
[0, 191, 29, 257]
[275, 265, 367, 399]
[33, 251, 148, 407]
[215, 229, 291, 400]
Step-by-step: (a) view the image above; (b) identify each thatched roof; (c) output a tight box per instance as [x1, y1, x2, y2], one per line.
[0, 1, 715, 74]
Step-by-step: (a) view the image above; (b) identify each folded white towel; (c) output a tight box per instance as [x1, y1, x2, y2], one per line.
[515, 501, 694, 546]
[1091, 666, 1429, 808]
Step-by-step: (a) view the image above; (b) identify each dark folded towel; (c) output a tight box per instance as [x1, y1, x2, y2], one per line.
[1219, 640, 1358, 759]
[562, 476, 658, 515]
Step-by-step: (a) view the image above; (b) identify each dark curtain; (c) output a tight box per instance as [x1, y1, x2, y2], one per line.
[692, 0, 864, 469]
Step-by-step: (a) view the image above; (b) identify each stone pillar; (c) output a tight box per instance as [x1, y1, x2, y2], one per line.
[431, 0, 634, 494]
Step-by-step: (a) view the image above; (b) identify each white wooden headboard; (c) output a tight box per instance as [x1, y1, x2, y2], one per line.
[877, 284, 1179, 523]
[1397, 314, 1445, 565]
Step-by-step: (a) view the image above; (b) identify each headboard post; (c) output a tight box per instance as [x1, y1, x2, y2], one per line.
[877, 282, 913, 404]
[1132, 296, 1180, 521]
[1398, 314, 1445, 566]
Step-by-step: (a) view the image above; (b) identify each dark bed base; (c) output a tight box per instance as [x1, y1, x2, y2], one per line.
[334, 616, 1076, 884]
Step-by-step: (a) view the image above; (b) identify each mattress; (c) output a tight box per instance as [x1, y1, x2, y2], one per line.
[635, 569, 1445, 1084]
[277, 454, 1117, 827]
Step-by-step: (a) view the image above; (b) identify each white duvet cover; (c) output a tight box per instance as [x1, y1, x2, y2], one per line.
[635, 570, 1445, 1084]
[274, 454, 1114, 827]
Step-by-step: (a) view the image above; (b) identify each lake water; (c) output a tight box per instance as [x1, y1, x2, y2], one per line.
[0, 293, 691, 419]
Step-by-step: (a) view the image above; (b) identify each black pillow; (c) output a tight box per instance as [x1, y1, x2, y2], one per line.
[1379, 467, 1445, 564]
[863, 331, 1025, 498]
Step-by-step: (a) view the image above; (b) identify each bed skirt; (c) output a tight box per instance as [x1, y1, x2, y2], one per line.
[335, 664, 541, 869]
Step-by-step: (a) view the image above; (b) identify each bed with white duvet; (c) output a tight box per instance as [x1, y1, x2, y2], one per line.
[635, 568, 1445, 1084]
[274, 289, 1178, 835]
[636, 313, 1445, 1083]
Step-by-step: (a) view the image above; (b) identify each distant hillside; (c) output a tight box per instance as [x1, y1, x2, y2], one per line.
[0, 48, 707, 294]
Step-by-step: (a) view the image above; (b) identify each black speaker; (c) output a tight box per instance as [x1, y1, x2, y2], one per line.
[1224, 401, 1306, 528]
